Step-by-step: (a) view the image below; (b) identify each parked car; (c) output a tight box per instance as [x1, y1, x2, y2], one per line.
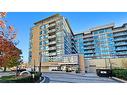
[96, 69, 112, 77]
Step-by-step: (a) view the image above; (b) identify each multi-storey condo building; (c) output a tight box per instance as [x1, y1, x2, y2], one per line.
[29, 14, 84, 72]
[75, 23, 127, 59]
[29, 13, 127, 72]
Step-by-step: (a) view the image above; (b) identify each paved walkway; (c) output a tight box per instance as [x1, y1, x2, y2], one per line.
[0, 72, 15, 78]
[41, 72, 120, 83]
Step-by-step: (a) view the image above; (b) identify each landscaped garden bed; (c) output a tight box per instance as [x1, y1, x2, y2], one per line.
[112, 69, 127, 81]
[0, 72, 42, 83]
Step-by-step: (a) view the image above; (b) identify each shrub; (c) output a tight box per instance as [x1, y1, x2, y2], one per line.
[0, 72, 42, 83]
[112, 69, 127, 80]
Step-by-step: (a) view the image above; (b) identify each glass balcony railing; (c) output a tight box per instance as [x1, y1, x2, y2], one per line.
[84, 42, 94, 45]
[115, 42, 127, 46]
[49, 52, 57, 56]
[84, 50, 94, 53]
[49, 23, 56, 27]
[116, 47, 127, 51]
[84, 47, 94, 49]
[48, 29, 56, 33]
[48, 35, 56, 39]
[114, 32, 127, 37]
[83, 34, 92, 38]
[114, 37, 127, 41]
[84, 54, 94, 57]
[117, 52, 127, 55]
[84, 38, 93, 42]
[48, 47, 56, 50]
[48, 41, 56, 45]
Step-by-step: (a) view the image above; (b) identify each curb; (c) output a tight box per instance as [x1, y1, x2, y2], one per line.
[112, 77, 127, 83]
[41, 76, 46, 83]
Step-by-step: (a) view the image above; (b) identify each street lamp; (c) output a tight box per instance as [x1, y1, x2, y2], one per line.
[34, 60, 36, 72]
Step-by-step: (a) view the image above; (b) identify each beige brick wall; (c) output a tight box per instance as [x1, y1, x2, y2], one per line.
[85, 58, 127, 72]
[31, 25, 41, 67]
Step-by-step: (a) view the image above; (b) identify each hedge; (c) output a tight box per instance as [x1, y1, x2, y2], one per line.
[112, 69, 127, 80]
[0, 72, 42, 83]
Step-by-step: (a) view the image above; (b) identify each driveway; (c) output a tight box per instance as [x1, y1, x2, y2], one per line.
[41, 72, 120, 83]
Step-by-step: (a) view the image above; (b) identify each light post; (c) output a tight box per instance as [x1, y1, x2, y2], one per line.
[34, 60, 36, 72]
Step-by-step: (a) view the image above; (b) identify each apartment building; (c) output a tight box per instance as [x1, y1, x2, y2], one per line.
[29, 14, 85, 73]
[75, 23, 127, 59]
[29, 13, 127, 73]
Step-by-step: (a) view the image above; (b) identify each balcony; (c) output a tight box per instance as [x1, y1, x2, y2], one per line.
[114, 32, 127, 37]
[48, 35, 56, 39]
[84, 38, 93, 42]
[84, 50, 94, 54]
[84, 47, 95, 50]
[48, 41, 56, 45]
[117, 51, 127, 55]
[48, 47, 57, 50]
[115, 42, 127, 46]
[49, 52, 57, 56]
[83, 35, 92, 38]
[114, 38, 127, 41]
[48, 29, 56, 33]
[116, 47, 127, 51]
[49, 23, 56, 27]
[84, 42, 94, 46]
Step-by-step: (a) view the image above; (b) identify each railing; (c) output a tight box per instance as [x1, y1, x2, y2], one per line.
[48, 35, 56, 39]
[116, 47, 127, 51]
[117, 52, 127, 55]
[115, 42, 127, 46]
[48, 47, 56, 50]
[114, 38, 127, 41]
[48, 29, 56, 33]
[84, 47, 94, 49]
[83, 35, 92, 38]
[48, 41, 56, 45]
[49, 53, 57, 56]
[49, 23, 56, 27]
[84, 50, 94, 53]
[84, 38, 93, 42]
[84, 42, 94, 45]
[114, 32, 127, 37]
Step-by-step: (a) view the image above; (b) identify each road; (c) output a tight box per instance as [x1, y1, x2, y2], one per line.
[41, 72, 120, 83]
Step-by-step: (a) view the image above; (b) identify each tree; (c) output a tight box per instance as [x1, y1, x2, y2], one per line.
[0, 36, 22, 71]
[0, 12, 22, 71]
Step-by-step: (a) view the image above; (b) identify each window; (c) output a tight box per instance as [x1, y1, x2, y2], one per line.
[40, 31, 42, 35]
[40, 41, 42, 45]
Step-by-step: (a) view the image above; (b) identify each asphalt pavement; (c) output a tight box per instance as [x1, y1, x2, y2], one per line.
[41, 72, 121, 83]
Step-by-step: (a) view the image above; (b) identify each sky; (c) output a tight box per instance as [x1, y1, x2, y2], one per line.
[5, 12, 127, 62]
